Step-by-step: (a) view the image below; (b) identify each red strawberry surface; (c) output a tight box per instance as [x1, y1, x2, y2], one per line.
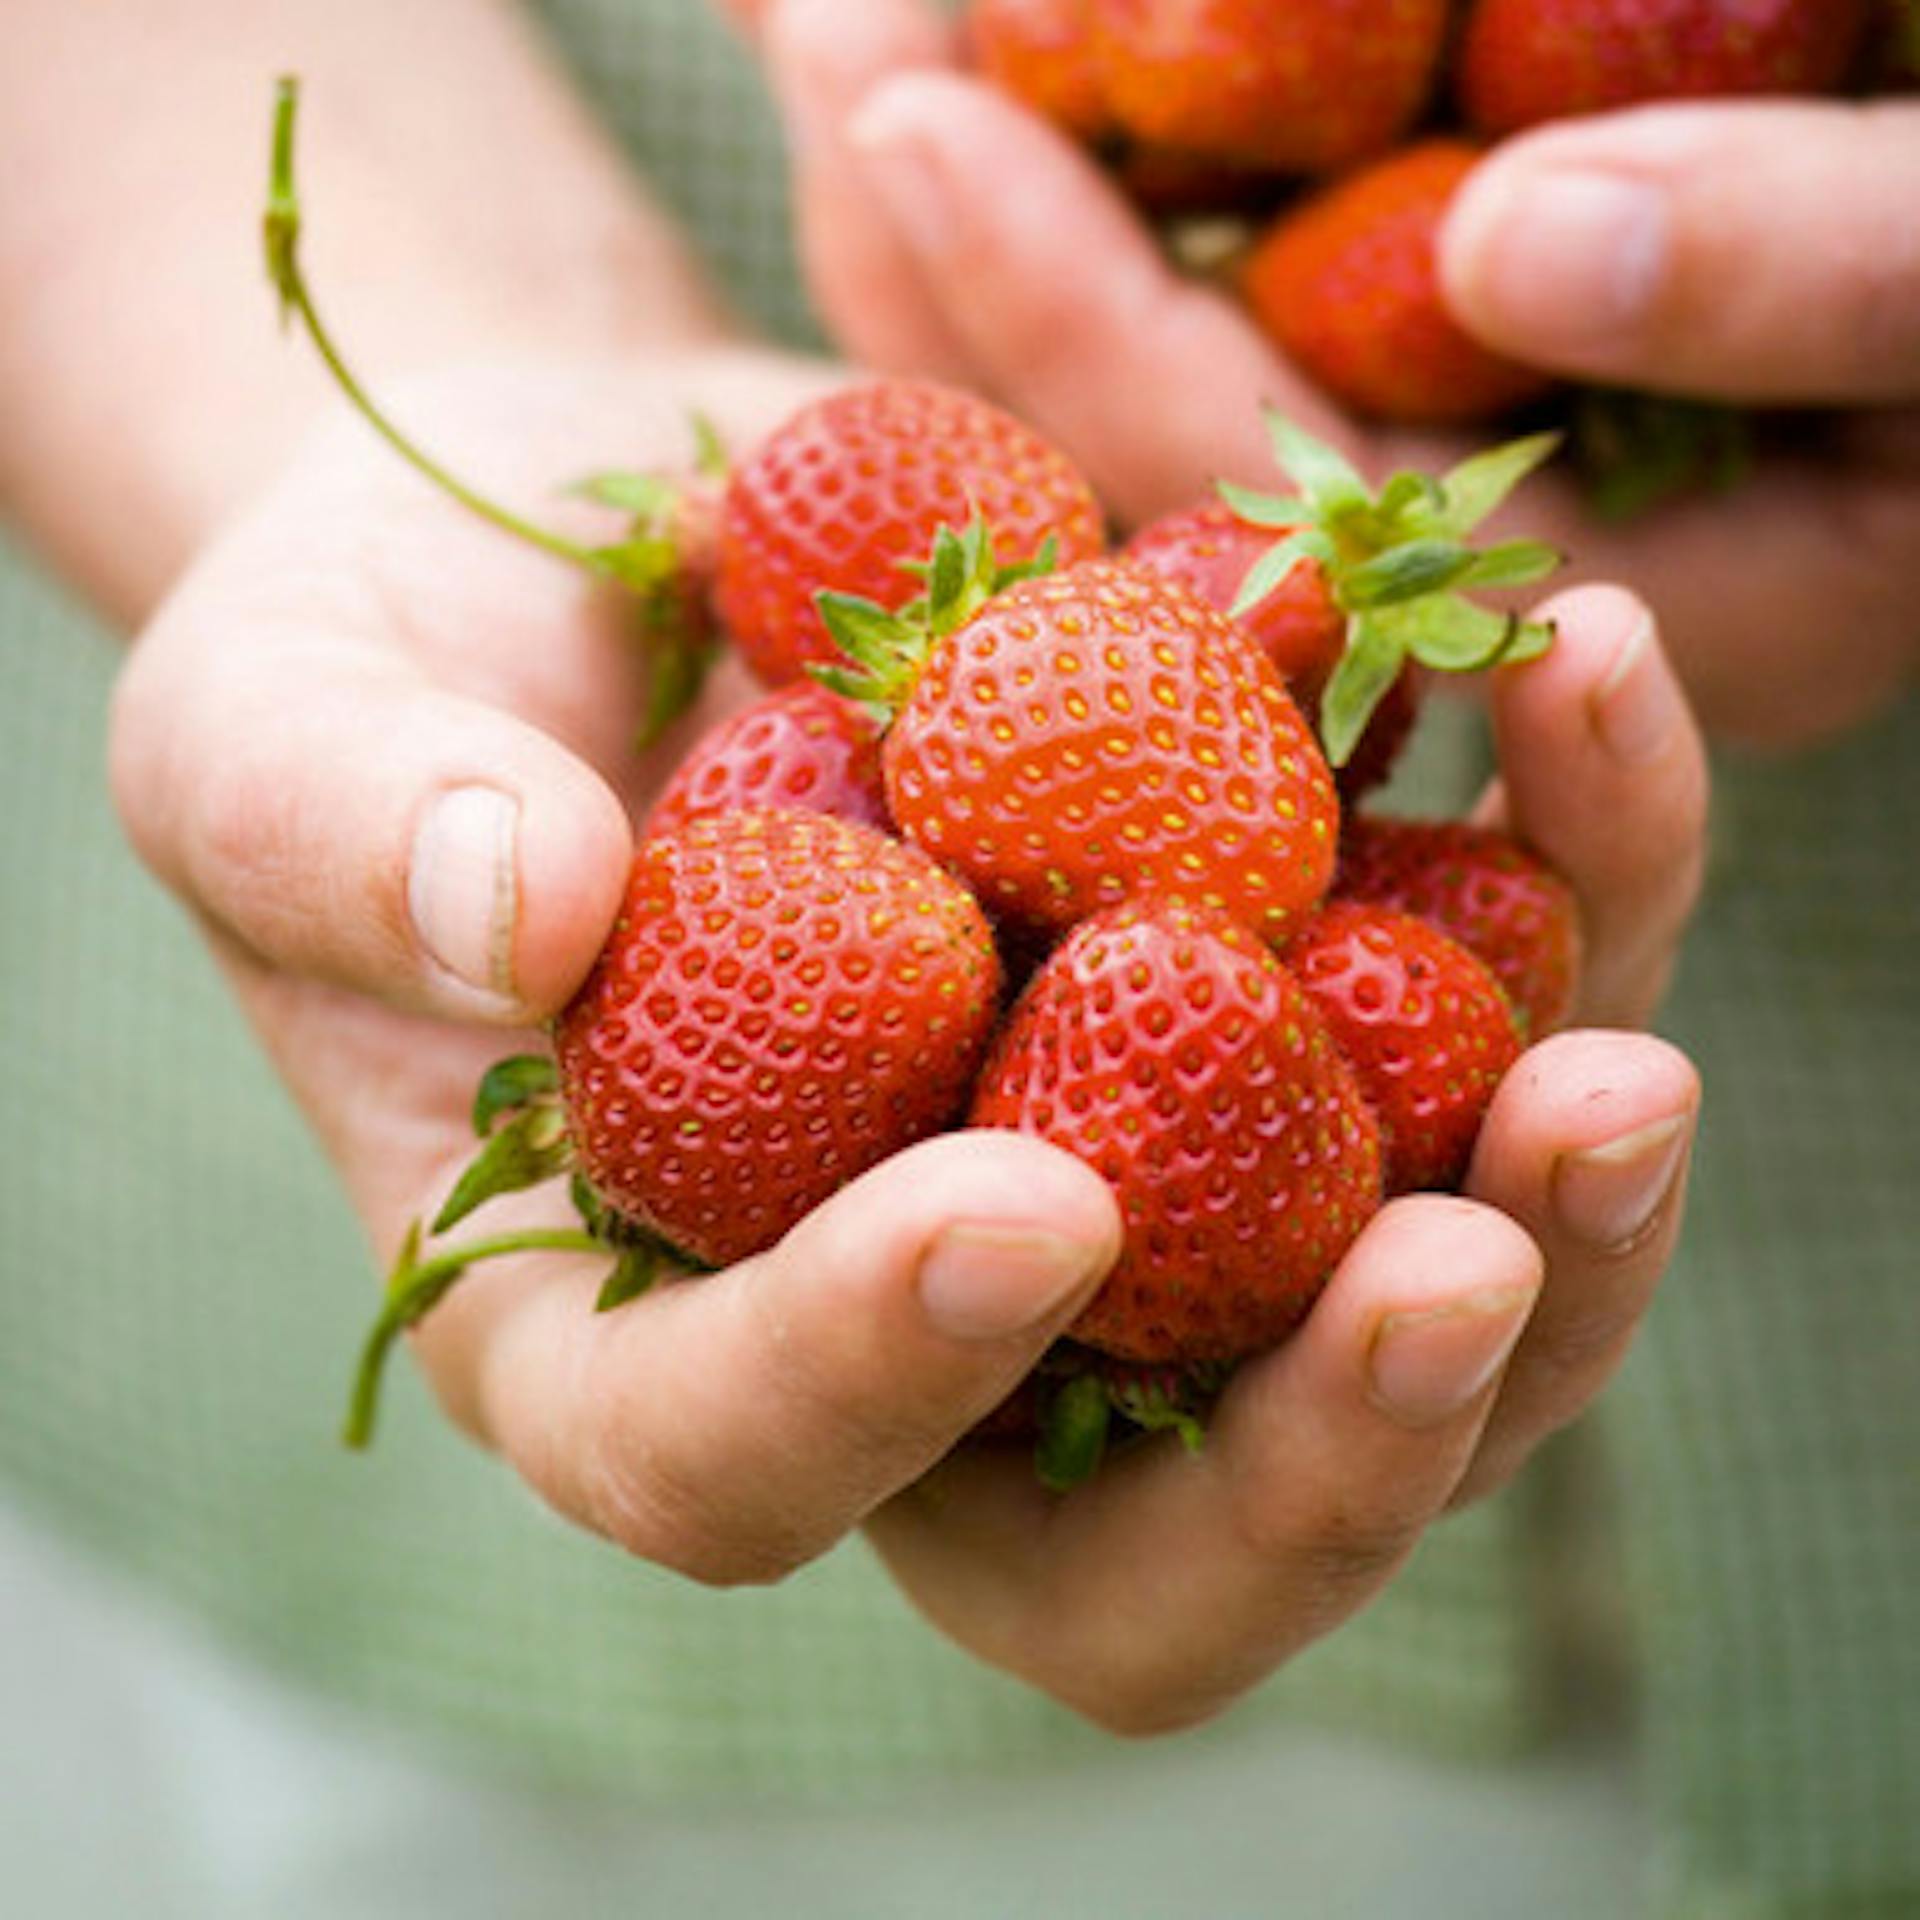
[968, 0, 1115, 141]
[646, 682, 890, 837]
[1088, 0, 1450, 175]
[879, 557, 1340, 947]
[1123, 498, 1342, 682]
[1458, 0, 1871, 136]
[972, 899, 1384, 1362]
[1287, 900, 1522, 1192]
[713, 379, 1106, 689]
[1337, 816, 1582, 1037]
[554, 809, 1003, 1268]
[1121, 499, 1421, 801]
[1240, 141, 1556, 426]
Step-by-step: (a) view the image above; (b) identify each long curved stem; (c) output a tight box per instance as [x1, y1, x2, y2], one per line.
[264, 77, 604, 578]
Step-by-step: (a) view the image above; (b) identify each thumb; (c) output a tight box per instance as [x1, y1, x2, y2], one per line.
[110, 615, 632, 1023]
[1439, 100, 1920, 403]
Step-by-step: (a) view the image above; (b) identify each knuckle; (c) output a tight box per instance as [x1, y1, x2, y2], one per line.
[1268, 1486, 1426, 1601]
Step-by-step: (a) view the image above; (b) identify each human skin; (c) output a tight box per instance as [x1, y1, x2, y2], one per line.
[5, 0, 1704, 1733]
[744, 0, 1920, 750]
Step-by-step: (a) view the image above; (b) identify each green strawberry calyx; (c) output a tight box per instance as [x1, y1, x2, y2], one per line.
[1220, 410, 1565, 767]
[264, 76, 721, 745]
[341, 1053, 691, 1451]
[809, 517, 1059, 721]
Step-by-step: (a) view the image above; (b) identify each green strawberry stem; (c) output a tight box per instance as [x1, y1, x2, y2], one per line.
[344, 1223, 607, 1450]
[263, 77, 715, 739]
[1223, 410, 1565, 766]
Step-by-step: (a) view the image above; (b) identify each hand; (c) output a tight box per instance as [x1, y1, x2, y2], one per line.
[750, 0, 1920, 748]
[113, 351, 1705, 1730]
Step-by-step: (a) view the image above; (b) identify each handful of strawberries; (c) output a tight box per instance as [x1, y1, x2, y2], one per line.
[262, 76, 1580, 1487]
[966, 0, 1902, 497]
[340, 374, 1580, 1487]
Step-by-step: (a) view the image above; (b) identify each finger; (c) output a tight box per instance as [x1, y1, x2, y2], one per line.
[1479, 583, 1708, 1028]
[110, 613, 632, 1022]
[843, 68, 1351, 526]
[870, 1196, 1543, 1734]
[1453, 1030, 1699, 1508]
[419, 1131, 1121, 1586]
[1525, 427, 1920, 749]
[762, 0, 979, 380]
[1439, 100, 1920, 403]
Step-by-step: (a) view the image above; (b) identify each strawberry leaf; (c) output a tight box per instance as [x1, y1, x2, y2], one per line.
[1455, 538, 1564, 591]
[595, 1239, 665, 1312]
[1317, 615, 1408, 768]
[471, 1054, 559, 1135]
[1432, 432, 1563, 537]
[431, 1100, 572, 1235]
[1215, 478, 1309, 529]
[1230, 528, 1337, 620]
[1262, 408, 1369, 518]
[1036, 1373, 1112, 1493]
[1338, 538, 1475, 611]
[1372, 594, 1553, 674]
[571, 470, 677, 518]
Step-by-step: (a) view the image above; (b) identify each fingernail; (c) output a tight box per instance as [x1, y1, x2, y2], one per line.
[1369, 1284, 1537, 1428]
[1450, 168, 1667, 356]
[1591, 613, 1681, 765]
[849, 85, 952, 257]
[918, 1224, 1109, 1342]
[408, 784, 520, 1008]
[1554, 1113, 1691, 1252]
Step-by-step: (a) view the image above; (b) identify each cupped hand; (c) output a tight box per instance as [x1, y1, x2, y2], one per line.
[749, 0, 1920, 748]
[112, 343, 1705, 1734]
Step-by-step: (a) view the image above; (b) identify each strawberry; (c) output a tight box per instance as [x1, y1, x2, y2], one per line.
[1336, 816, 1582, 1037]
[1240, 141, 1556, 427]
[822, 529, 1340, 949]
[1124, 498, 1343, 684]
[646, 681, 890, 836]
[1087, 0, 1450, 176]
[553, 810, 1001, 1263]
[971, 898, 1384, 1363]
[344, 809, 1002, 1445]
[1286, 901, 1521, 1191]
[967, 0, 1115, 142]
[1121, 498, 1421, 802]
[1458, 0, 1871, 137]
[715, 380, 1106, 689]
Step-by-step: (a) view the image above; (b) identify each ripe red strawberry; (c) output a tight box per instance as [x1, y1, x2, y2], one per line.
[647, 682, 890, 837]
[1458, 0, 1871, 137]
[1121, 499, 1421, 802]
[1337, 816, 1582, 1037]
[968, 0, 1115, 142]
[1087, 0, 1450, 175]
[826, 537, 1340, 949]
[972, 899, 1383, 1363]
[554, 809, 1002, 1266]
[1124, 498, 1343, 683]
[714, 380, 1105, 689]
[1286, 901, 1522, 1191]
[1240, 141, 1556, 426]
[344, 809, 1004, 1447]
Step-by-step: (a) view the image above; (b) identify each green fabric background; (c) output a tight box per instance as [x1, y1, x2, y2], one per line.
[0, 3, 1915, 1912]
